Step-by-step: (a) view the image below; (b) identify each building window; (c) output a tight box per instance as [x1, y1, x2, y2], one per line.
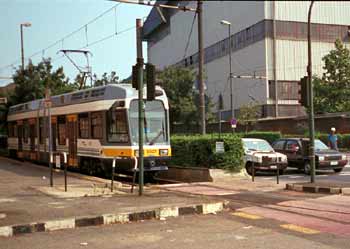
[57, 116, 66, 145]
[91, 112, 103, 139]
[79, 113, 89, 139]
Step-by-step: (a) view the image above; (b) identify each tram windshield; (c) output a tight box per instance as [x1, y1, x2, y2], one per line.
[129, 100, 168, 145]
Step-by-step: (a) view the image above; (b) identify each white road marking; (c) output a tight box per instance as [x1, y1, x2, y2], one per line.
[0, 198, 16, 203]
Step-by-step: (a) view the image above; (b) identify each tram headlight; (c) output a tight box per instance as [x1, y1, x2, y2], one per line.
[160, 149, 169, 156]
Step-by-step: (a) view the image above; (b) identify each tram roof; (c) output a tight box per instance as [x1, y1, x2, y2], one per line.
[8, 84, 166, 116]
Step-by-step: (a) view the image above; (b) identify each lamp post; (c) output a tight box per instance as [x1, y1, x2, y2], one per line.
[20, 22, 31, 70]
[220, 20, 234, 120]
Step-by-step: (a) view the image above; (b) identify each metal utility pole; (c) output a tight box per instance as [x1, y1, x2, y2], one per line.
[307, 1, 316, 183]
[272, 1, 278, 117]
[136, 19, 145, 196]
[20, 22, 31, 71]
[220, 20, 233, 119]
[197, 0, 206, 134]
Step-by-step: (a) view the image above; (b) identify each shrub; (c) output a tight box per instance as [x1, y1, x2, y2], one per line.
[242, 131, 282, 144]
[170, 134, 244, 172]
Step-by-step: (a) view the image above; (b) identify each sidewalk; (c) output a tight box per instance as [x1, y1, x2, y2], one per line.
[0, 157, 224, 237]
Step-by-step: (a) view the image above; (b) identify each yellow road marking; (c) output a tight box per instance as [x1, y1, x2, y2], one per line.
[280, 224, 320, 234]
[231, 212, 262, 220]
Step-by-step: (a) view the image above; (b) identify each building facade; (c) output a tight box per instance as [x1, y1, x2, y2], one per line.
[143, 1, 350, 119]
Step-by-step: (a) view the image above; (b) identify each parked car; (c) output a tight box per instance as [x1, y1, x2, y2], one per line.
[272, 138, 347, 174]
[242, 138, 288, 175]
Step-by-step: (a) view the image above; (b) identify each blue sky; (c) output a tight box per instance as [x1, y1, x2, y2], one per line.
[0, 0, 151, 86]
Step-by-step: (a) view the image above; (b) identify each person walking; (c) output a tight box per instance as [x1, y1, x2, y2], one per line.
[328, 127, 338, 150]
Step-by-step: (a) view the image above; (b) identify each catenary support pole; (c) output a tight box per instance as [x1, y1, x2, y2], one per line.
[136, 19, 144, 196]
[197, 0, 206, 134]
[307, 1, 316, 183]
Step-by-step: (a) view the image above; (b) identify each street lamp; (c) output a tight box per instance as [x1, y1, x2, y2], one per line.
[220, 20, 234, 120]
[20, 22, 31, 70]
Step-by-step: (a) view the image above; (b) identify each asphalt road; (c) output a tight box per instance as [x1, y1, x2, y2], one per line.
[1, 213, 348, 249]
[256, 165, 350, 183]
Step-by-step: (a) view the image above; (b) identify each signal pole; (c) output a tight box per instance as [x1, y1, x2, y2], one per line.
[136, 19, 144, 196]
[307, 1, 316, 183]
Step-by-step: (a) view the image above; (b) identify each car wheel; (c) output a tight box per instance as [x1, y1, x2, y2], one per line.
[304, 162, 311, 175]
[245, 163, 253, 176]
[333, 168, 343, 173]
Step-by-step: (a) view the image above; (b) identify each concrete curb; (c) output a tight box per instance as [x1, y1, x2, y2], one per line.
[286, 183, 347, 195]
[0, 202, 225, 238]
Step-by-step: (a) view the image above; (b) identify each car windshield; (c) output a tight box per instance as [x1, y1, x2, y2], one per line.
[243, 140, 274, 152]
[129, 100, 168, 145]
[315, 139, 329, 151]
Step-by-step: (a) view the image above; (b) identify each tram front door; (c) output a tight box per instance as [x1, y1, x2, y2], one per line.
[67, 115, 78, 167]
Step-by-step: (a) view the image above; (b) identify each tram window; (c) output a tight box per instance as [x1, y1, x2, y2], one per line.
[39, 118, 45, 144]
[14, 124, 18, 137]
[91, 112, 103, 139]
[23, 121, 29, 144]
[57, 116, 66, 145]
[8, 123, 14, 137]
[107, 109, 129, 143]
[79, 113, 89, 139]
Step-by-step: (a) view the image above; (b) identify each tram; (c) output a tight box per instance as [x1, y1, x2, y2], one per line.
[7, 84, 171, 176]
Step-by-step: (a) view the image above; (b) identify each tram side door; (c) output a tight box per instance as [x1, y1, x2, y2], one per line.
[17, 120, 23, 158]
[67, 115, 78, 167]
[29, 119, 36, 160]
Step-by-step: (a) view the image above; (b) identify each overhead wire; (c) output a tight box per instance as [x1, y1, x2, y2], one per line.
[0, 3, 122, 71]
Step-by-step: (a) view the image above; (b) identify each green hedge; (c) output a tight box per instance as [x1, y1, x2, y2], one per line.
[315, 133, 350, 149]
[242, 131, 282, 144]
[170, 134, 244, 172]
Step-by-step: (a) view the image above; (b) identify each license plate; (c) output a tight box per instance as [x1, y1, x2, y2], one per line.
[270, 165, 277, 169]
[330, 161, 338, 166]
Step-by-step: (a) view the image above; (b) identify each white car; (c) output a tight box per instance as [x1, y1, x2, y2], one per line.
[242, 138, 288, 175]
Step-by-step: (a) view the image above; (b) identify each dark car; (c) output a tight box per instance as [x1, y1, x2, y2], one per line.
[272, 138, 347, 174]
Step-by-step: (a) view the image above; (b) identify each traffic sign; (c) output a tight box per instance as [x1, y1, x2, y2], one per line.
[230, 118, 237, 128]
[215, 141, 225, 153]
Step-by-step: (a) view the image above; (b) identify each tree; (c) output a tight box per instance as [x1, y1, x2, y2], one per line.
[157, 66, 213, 130]
[93, 71, 119, 87]
[314, 39, 350, 113]
[9, 58, 77, 106]
[236, 103, 260, 133]
[0, 58, 77, 133]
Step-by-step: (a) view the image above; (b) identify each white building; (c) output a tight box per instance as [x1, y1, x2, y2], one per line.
[143, 1, 350, 119]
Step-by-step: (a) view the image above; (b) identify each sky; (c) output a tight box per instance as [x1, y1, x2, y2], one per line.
[0, 0, 151, 86]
